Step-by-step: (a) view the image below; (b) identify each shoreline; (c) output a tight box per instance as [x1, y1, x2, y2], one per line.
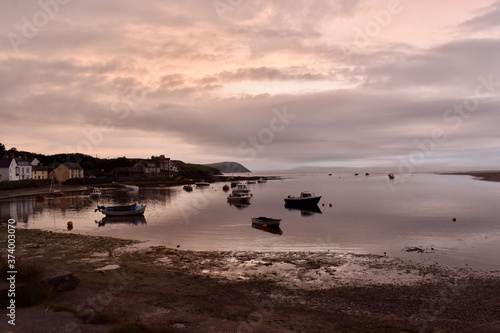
[2, 228, 500, 332]
[1, 171, 498, 200]
[441, 171, 500, 183]
[0, 184, 90, 200]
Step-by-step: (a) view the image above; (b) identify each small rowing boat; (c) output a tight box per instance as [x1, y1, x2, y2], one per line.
[251, 216, 282, 227]
[95, 203, 146, 216]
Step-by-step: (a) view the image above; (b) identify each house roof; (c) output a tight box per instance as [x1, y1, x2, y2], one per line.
[0, 158, 14, 168]
[64, 163, 83, 170]
[15, 159, 30, 166]
[33, 165, 51, 171]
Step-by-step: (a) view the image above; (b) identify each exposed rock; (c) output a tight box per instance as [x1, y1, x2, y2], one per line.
[47, 273, 80, 292]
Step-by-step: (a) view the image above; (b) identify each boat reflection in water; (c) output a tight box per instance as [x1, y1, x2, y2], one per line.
[227, 201, 250, 210]
[251, 222, 283, 235]
[96, 215, 147, 227]
[284, 203, 322, 217]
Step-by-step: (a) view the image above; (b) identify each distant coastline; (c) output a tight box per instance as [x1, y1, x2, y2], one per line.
[441, 171, 500, 183]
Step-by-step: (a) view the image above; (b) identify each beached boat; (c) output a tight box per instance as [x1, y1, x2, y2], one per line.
[48, 174, 64, 197]
[183, 185, 193, 191]
[232, 182, 250, 195]
[48, 190, 64, 197]
[251, 216, 282, 227]
[284, 191, 321, 206]
[96, 203, 146, 216]
[227, 193, 251, 203]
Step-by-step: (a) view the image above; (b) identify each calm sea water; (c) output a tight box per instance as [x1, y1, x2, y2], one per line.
[2, 173, 500, 269]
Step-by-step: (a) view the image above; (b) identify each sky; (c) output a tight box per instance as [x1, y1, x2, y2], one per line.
[1, 0, 499, 172]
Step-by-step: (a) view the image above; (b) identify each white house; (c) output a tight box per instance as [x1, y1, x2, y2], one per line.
[14, 159, 32, 180]
[0, 158, 18, 181]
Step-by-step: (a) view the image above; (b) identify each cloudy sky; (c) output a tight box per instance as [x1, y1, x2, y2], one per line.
[1, 0, 499, 171]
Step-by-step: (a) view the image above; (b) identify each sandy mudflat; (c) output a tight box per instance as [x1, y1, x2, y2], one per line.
[1, 228, 500, 333]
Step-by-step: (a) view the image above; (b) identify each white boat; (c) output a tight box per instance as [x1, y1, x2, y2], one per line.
[257, 178, 267, 183]
[96, 203, 146, 216]
[284, 191, 321, 206]
[247, 180, 256, 184]
[227, 193, 251, 203]
[251, 216, 282, 227]
[125, 185, 139, 191]
[89, 188, 102, 197]
[232, 182, 250, 195]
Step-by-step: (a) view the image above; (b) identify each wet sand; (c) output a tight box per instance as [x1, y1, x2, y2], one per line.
[2, 228, 500, 333]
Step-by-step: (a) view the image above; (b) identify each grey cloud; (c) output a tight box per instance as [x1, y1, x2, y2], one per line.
[358, 38, 500, 93]
[460, 1, 500, 32]
[1, 1, 499, 171]
[200, 66, 333, 84]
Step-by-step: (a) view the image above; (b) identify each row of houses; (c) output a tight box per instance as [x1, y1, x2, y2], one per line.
[0, 157, 84, 182]
[0, 155, 181, 182]
[114, 155, 181, 176]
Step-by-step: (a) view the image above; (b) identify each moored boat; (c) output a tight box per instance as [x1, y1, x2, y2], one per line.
[96, 203, 146, 216]
[251, 216, 282, 227]
[125, 185, 139, 191]
[227, 193, 251, 203]
[196, 182, 210, 187]
[284, 191, 321, 206]
[90, 187, 102, 197]
[232, 182, 250, 195]
[388, 173, 395, 179]
[183, 185, 193, 191]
